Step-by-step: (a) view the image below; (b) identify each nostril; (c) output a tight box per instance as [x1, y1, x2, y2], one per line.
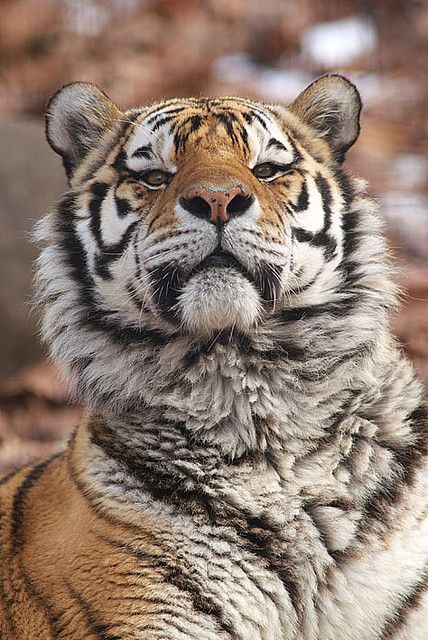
[227, 194, 254, 217]
[179, 196, 212, 220]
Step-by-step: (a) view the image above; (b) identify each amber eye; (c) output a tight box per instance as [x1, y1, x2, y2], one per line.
[252, 162, 284, 181]
[141, 169, 170, 188]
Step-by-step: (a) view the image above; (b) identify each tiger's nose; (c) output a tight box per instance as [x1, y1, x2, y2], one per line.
[179, 185, 254, 224]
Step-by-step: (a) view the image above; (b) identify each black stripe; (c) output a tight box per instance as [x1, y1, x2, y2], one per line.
[379, 566, 428, 638]
[228, 99, 271, 126]
[56, 194, 168, 344]
[20, 564, 65, 638]
[132, 144, 152, 159]
[146, 105, 186, 126]
[292, 227, 337, 262]
[292, 223, 337, 261]
[84, 310, 169, 347]
[148, 262, 182, 323]
[11, 454, 60, 552]
[0, 584, 18, 638]
[255, 260, 283, 307]
[281, 298, 358, 322]
[94, 221, 138, 280]
[242, 110, 269, 130]
[335, 168, 355, 208]
[238, 120, 249, 149]
[0, 467, 22, 486]
[112, 149, 127, 172]
[67, 582, 121, 640]
[96, 533, 237, 637]
[114, 194, 131, 218]
[215, 112, 240, 146]
[173, 128, 189, 153]
[312, 232, 337, 261]
[293, 227, 313, 243]
[58, 191, 99, 306]
[89, 182, 109, 247]
[202, 505, 302, 616]
[152, 114, 177, 131]
[267, 137, 287, 152]
[90, 420, 302, 617]
[180, 330, 308, 367]
[294, 180, 309, 212]
[340, 209, 362, 286]
[360, 404, 428, 532]
[189, 114, 203, 133]
[291, 174, 334, 248]
[315, 173, 333, 232]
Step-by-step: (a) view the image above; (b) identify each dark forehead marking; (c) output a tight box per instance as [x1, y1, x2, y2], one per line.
[189, 114, 203, 133]
[215, 112, 241, 146]
[130, 98, 277, 158]
[220, 96, 273, 126]
[132, 144, 152, 159]
[243, 110, 269, 131]
[267, 138, 287, 152]
[146, 105, 188, 126]
[169, 106, 253, 153]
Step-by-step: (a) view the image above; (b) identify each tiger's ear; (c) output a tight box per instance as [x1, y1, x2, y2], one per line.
[290, 74, 362, 161]
[45, 82, 122, 178]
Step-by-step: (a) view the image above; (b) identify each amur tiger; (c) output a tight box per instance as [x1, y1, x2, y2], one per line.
[0, 74, 427, 640]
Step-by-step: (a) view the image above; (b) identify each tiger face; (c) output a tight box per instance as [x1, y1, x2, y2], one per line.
[44, 76, 361, 338]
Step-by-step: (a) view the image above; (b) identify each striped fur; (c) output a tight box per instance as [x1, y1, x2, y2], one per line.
[1, 75, 427, 639]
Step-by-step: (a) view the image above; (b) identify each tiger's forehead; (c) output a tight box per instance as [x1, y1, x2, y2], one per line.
[123, 97, 294, 166]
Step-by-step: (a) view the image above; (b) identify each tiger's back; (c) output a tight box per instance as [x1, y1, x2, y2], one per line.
[1, 75, 428, 639]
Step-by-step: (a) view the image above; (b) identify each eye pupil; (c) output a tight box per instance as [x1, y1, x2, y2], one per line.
[253, 163, 276, 179]
[142, 170, 169, 187]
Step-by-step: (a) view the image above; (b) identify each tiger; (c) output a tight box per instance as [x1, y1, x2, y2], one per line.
[0, 73, 427, 640]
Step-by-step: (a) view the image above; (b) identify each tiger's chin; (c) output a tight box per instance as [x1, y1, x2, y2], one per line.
[177, 268, 261, 336]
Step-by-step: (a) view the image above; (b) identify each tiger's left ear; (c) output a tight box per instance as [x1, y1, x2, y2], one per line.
[45, 82, 122, 179]
[290, 74, 362, 161]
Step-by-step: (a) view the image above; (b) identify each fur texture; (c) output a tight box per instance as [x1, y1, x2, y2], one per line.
[1, 75, 427, 639]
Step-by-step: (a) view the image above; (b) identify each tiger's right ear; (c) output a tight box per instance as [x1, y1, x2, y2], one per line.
[45, 82, 122, 178]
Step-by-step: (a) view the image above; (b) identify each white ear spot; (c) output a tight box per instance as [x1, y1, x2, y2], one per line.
[178, 269, 261, 335]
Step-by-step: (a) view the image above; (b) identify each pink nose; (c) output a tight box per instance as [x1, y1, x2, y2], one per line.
[183, 185, 250, 224]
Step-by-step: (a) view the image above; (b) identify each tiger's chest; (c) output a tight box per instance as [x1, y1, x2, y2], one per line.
[20, 464, 329, 639]
[61, 471, 337, 640]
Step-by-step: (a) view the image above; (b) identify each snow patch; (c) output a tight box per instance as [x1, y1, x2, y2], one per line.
[390, 155, 428, 191]
[301, 16, 377, 67]
[212, 54, 314, 102]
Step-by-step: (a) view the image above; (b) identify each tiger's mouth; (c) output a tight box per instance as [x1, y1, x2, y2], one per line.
[187, 249, 251, 281]
[148, 247, 284, 332]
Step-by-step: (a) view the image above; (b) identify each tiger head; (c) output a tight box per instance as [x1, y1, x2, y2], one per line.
[42, 75, 361, 337]
[37, 75, 393, 417]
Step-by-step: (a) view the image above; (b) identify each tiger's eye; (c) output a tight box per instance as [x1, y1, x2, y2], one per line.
[141, 169, 170, 187]
[252, 163, 277, 179]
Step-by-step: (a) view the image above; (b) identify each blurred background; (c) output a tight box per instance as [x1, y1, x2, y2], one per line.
[0, 0, 427, 474]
